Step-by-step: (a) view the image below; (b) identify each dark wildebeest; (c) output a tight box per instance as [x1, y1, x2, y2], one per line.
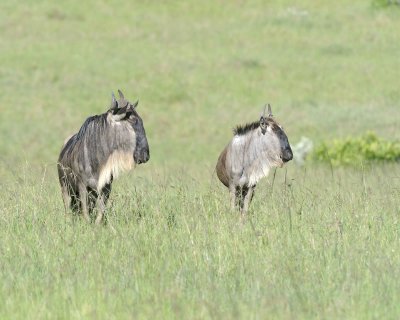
[216, 104, 293, 214]
[57, 90, 149, 224]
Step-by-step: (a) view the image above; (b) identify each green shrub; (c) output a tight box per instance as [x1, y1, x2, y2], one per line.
[372, 0, 400, 8]
[313, 132, 400, 166]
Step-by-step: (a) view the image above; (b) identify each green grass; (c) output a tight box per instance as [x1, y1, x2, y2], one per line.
[1, 0, 400, 319]
[1, 165, 400, 319]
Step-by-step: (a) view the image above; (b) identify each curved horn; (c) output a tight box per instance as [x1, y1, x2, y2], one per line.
[132, 100, 139, 109]
[267, 104, 273, 117]
[116, 89, 129, 108]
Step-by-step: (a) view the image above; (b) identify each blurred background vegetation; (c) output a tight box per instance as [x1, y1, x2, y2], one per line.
[0, 0, 399, 177]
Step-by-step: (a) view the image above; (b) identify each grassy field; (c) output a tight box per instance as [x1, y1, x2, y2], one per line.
[1, 0, 400, 319]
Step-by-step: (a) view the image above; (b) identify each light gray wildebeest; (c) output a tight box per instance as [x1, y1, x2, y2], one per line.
[57, 90, 149, 224]
[216, 104, 293, 214]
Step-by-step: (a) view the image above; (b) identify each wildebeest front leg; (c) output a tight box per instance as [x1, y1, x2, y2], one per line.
[229, 184, 237, 210]
[241, 186, 255, 214]
[78, 182, 91, 222]
[95, 183, 112, 225]
[95, 193, 106, 225]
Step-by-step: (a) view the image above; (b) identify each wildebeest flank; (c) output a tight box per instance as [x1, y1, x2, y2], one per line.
[216, 104, 293, 214]
[57, 90, 149, 224]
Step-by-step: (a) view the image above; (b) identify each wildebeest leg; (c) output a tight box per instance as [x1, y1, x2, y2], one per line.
[95, 183, 112, 225]
[70, 192, 81, 213]
[87, 188, 98, 220]
[95, 193, 106, 225]
[242, 186, 255, 213]
[236, 186, 245, 210]
[78, 182, 91, 222]
[102, 182, 112, 207]
[60, 183, 72, 214]
[229, 184, 237, 210]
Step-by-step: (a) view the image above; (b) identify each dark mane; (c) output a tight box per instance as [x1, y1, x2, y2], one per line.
[76, 113, 108, 140]
[233, 121, 260, 136]
[60, 113, 109, 159]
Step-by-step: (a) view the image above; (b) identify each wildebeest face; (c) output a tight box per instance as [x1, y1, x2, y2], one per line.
[274, 124, 293, 163]
[110, 90, 150, 165]
[260, 115, 293, 165]
[128, 108, 150, 164]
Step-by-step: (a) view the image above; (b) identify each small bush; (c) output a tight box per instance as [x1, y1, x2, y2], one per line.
[313, 132, 400, 166]
[372, 0, 400, 7]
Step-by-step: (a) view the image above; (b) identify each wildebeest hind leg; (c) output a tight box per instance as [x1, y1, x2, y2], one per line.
[78, 182, 91, 222]
[229, 184, 237, 210]
[60, 183, 72, 214]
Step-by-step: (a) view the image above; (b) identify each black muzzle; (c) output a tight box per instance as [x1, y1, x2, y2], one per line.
[282, 147, 293, 163]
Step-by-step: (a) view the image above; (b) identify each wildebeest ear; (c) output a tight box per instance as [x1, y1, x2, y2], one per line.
[267, 104, 273, 117]
[261, 105, 266, 118]
[118, 89, 124, 99]
[259, 115, 268, 134]
[110, 92, 118, 111]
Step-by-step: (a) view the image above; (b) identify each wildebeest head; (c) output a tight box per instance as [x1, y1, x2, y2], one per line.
[109, 90, 150, 164]
[259, 104, 293, 165]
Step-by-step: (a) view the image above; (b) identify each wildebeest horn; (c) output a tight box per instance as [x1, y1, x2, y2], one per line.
[132, 100, 139, 109]
[267, 104, 273, 117]
[116, 89, 129, 108]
